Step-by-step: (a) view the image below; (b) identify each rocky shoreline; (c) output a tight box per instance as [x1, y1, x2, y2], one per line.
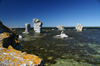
[0, 21, 42, 66]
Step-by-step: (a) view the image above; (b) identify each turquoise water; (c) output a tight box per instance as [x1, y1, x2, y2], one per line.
[15, 28, 100, 66]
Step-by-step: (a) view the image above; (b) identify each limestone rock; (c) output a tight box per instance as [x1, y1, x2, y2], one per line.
[22, 23, 31, 34]
[18, 35, 22, 39]
[33, 19, 43, 33]
[55, 31, 68, 38]
[0, 21, 42, 66]
[0, 45, 42, 66]
[57, 25, 65, 30]
[75, 23, 83, 32]
[52, 29, 54, 30]
[0, 21, 16, 33]
[0, 21, 20, 50]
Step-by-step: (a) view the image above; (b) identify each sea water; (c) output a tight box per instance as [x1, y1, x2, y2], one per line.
[15, 27, 100, 66]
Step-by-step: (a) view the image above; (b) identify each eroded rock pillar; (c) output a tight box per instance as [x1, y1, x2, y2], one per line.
[33, 19, 43, 33]
[23, 23, 31, 34]
[75, 23, 83, 32]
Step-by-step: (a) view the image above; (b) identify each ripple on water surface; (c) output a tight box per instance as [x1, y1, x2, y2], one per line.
[16, 28, 100, 66]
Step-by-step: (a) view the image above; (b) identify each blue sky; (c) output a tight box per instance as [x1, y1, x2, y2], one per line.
[0, 0, 100, 28]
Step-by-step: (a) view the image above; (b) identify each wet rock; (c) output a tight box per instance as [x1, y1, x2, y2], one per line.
[50, 58, 96, 66]
[54, 31, 68, 38]
[18, 35, 22, 39]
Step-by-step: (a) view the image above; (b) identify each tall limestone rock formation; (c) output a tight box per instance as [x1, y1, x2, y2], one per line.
[75, 23, 83, 32]
[33, 19, 43, 33]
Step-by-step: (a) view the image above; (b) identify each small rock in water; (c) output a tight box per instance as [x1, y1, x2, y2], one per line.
[55, 31, 68, 38]
[47, 56, 53, 60]
[19, 35, 22, 39]
[52, 29, 54, 30]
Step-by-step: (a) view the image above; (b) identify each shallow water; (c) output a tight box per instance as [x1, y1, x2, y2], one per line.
[15, 28, 100, 66]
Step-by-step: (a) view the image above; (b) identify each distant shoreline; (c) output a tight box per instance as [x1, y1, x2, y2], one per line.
[11, 27, 100, 29]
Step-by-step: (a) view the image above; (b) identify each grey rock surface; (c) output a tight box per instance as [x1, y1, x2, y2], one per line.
[22, 23, 31, 34]
[33, 19, 43, 33]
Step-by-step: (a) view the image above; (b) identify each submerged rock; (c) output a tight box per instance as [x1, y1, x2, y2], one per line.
[50, 58, 95, 66]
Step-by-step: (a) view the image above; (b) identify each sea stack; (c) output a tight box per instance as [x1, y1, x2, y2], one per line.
[22, 23, 31, 34]
[75, 23, 83, 32]
[33, 19, 43, 33]
[57, 25, 65, 30]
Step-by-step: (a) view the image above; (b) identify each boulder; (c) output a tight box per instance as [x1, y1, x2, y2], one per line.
[0, 21, 20, 50]
[55, 31, 68, 38]
[18, 35, 22, 39]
